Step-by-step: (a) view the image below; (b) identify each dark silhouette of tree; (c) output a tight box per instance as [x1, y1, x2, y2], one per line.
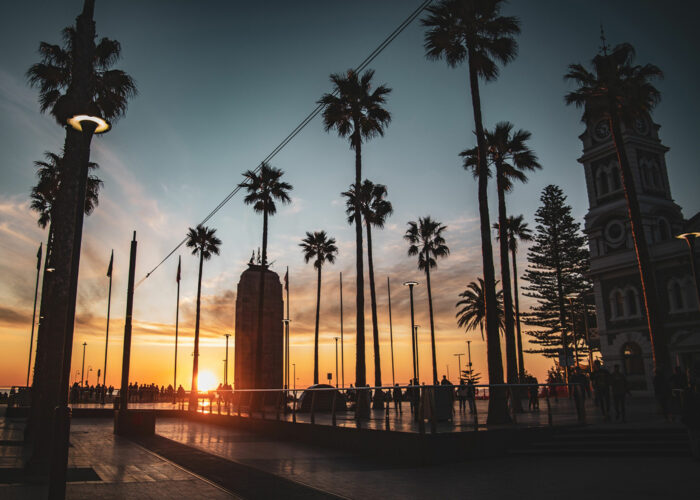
[423, 0, 519, 424]
[463, 122, 540, 386]
[496, 215, 532, 378]
[342, 180, 393, 394]
[318, 69, 391, 402]
[300, 231, 338, 385]
[523, 186, 590, 381]
[186, 224, 221, 407]
[456, 278, 504, 340]
[239, 163, 292, 388]
[405, 217, 449, 384]
[25, 1, 136, 469]
[565, 42, 668, 372]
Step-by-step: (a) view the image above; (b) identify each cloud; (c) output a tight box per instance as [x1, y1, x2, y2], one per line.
[0, 306, 29, 326]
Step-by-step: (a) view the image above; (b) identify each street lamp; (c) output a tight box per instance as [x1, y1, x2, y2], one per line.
[67, 114, 111, 134]
[403, 280, 419, 383]
[282, 319, 291, 390]
[334, 337, 340, 388]
[223, 333, 231, 386]
[454, 353, 464, 381]
[676, 232, 700, 310]
[565, 294, 579, 371]
[413, 325, 421, 383]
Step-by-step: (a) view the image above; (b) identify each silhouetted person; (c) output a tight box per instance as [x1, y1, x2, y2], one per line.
[393, 384, 403, 413]
[591, 360, 611, 420]
[457, 380, 467, 411]
[611, 365, 629, 422]
[528, 376, 539, 411]
[466, 379, 476, 414]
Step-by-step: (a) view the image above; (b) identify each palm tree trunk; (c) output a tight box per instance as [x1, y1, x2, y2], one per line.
[496, 170, 518, 385]
[425, 259, 438, 384]
[254, 207, 269, 389]
[190, 251, 204, 408]
[366, 224, 382, 387]
[314, 266, 321, 385]
[467, 51, 508, 424]
[511, 247, 525, 378]
[353, 131, 368, 416]
[609, 114, 668, 372]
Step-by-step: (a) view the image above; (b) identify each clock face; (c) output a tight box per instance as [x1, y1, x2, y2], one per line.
[634, 117, 649, 135]
[594, 120, 610, 141]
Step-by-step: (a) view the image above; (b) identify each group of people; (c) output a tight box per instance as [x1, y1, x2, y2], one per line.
[69, 382, 115, 404]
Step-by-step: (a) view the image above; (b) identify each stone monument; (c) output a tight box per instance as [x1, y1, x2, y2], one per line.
[234, 263, 283, 389]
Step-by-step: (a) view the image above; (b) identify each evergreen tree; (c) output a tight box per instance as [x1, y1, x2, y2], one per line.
[523, 185, 590, 376]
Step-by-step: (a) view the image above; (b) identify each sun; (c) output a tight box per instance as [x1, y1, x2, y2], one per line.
[197, 370, 218, 392]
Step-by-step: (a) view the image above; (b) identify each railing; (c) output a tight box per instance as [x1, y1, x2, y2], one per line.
[170, 383, 588, 433]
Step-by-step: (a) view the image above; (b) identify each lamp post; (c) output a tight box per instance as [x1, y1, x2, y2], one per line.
[26, 243, 42, 387]
[413, 325, 421, 383]
[466, 340, 473, 380]
[86, 366, 93, 387]
[387, 277, 396, 386]
[80, 342, 87, 387]
[403, 281, 419, 383]
[223, 333, 231, 386]
[292, 363, 296, 391]
[282, 319, 291, 389]
[339, 272, 344, 388]
[676, 232, 700, 309]
[566, 294, 579, 370]
[454, 353, 464, 381]
[334, 337, 340, 388]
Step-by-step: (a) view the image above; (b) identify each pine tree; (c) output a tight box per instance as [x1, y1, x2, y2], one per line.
[523, 185, 590, 374]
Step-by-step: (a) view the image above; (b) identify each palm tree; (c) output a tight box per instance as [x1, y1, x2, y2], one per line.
[405, 217, 449, 384]
[495, 215, 532, 379]
[318, 69, 391, 399]
[25, 1, 136, 462]
[565, 43, 668, 372]
[186, 224, 221, 408]
[239, 163, 292, 388]
[423, 0, 519, 423]
[342, 180, 393, 394]
[463, 122, 540, 386]
[300, 231, 338, 385]
[456, 278, 504, 340]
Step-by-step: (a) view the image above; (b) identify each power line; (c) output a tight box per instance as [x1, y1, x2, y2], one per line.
[137, 0, 433, 286]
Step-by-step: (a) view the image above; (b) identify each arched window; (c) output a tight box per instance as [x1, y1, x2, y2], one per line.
[668, 280, 685, 311]
[597, 168, 609, 196]
[625, 289, 638, 316]
[611, 290, 625, 319]
[610, 168, 621, 191]
[622, 342, 645, 376]
[658, 218, 671, 241]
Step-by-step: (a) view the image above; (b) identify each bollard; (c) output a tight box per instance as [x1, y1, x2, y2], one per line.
[546, 386, 552, 426]
[310, 390, 317, 425]
[331, 391, 337, 427]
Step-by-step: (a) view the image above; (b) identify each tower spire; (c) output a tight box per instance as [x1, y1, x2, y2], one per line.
[599, 24, 609, 55]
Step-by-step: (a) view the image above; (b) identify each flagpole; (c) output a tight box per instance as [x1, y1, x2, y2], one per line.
[174, 255, 181, 398]
[103, 250, 113, 399]
[26, 243, 42, 387]
[387, 276, 395, 386]
[340, 271, 344, 389]
[285, 266, 290, 390]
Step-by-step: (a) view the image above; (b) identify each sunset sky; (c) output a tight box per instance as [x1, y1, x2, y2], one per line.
[1, 1, 699, 389]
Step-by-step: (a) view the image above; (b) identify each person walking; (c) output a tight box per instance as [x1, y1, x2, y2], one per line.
[591, 360, 612, 420]
[457, 379, 468, 412]
[466, 379, 476, 414]
[611, 365, 629, 422]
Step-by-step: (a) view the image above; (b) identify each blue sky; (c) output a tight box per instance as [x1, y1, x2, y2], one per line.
[1, 0, 698, 387]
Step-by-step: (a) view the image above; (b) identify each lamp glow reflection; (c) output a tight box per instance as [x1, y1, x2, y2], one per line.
[67, 114, 111, 134]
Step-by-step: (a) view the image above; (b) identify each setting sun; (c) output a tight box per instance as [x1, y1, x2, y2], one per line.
[197, 370, 218, 391]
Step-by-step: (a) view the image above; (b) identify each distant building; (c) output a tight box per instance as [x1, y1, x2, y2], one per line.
[234, 264, 283, 390]
[579, 112, 700, 392]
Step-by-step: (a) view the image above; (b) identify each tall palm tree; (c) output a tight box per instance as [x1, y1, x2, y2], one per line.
[464, 122, 540, 385]
[405, 217, 449, 384]
[25, 0, 136, 463]
[186, 224, 221, 408]
[318, 69, 391, 399]
[342, 180, 393, 394]
[300, 231, 338, 385]
[239, 163, 292, 388]
[496, 215, 532, 379]
[565, 43, 668, 372]
[456, 278, 504, 340]
[423, 0, 519, 424]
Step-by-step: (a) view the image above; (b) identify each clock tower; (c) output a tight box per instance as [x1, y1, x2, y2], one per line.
[579, 112, 700, 392]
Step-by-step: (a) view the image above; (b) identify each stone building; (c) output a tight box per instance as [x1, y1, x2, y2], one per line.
[234, 264, 283, 390]
[579, 112, 700, 392]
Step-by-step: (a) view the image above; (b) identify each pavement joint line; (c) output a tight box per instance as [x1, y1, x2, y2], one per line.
[127, 435, 243, 499]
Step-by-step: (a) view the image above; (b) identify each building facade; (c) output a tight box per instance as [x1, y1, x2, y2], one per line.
[579, 112, 700, 392]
